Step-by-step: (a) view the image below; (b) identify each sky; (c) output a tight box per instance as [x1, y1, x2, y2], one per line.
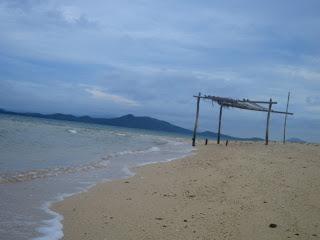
[0, 0, 319, 142]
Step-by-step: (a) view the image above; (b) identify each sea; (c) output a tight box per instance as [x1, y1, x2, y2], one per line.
[0, 113, 194, 240]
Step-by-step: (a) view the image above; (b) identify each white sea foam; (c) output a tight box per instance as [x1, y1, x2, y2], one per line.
[33, 187, 97, 240]
[33, 200, 65, 240]
[97, 160, 110, 167]
[107, 146, 161, 158]
[67, 129, 77, 134]
[147, 146, 160, 152]
[31, 177, 113, 240]
[33, 210, 63, 240]
[1, 160, 110, 184]
[137, 151, 195, 167]
[121, 165, 135, 177]
[114, 132, 127, 136]
[1, 142, 173, 184]
[0, 141, 191, 184]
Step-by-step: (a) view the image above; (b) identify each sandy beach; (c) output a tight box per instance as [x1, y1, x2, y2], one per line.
[54, 142, 320, 240]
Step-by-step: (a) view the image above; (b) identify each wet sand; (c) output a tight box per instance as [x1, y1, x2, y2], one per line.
[54, 142, 320, 240]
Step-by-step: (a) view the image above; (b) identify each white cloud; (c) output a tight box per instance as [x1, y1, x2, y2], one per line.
[59, 6, 82, 23]
[84, 87, 140, 107]
[1, 0, 320, 141]
[275, 65, 320, 82]
[306, 105, 320, 114]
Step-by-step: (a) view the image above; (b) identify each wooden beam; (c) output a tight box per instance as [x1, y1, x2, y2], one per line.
[271, 110, 293, 115]
[283, 92, 291, 144]
[194, 95, 278, 105]
[192, 92, 201, 146]
[217, 104, 223, 144]
[265, 98, 273, 145]
[194, 95, 294, 114]
[239, 100, 278, 104]
[221, 102, 293, 115]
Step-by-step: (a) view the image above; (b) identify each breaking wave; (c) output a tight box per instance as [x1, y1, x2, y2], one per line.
[0, 146, 162, 184]
[0, 160, 110, 184]
[67, 129, 77, 134]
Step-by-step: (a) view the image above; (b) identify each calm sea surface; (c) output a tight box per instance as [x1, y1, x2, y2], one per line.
[0, 114, 193, 240]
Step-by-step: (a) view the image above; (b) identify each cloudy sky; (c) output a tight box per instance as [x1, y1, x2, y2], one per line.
[0, 0, 319, 142]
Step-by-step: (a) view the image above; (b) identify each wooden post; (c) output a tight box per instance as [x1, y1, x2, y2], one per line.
[217, 104, 223, 144]
[283, 92, 290, 144]
[265, 98, 273, 145]
[192, 92, 201, 146]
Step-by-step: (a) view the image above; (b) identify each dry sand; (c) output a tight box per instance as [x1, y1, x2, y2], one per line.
[54, 142, 320, 240]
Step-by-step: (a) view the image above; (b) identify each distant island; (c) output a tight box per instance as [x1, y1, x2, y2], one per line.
[286, 138, 306, 143]
[0, 108, 304, 142]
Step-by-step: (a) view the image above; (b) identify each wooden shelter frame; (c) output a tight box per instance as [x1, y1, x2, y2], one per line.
[192, 93, 293, 146]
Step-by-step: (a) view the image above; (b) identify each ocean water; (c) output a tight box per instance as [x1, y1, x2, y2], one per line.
[0, 114, 193, 240]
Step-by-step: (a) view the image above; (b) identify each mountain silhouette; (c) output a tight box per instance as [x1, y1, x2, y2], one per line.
[0, 108, 264, 141]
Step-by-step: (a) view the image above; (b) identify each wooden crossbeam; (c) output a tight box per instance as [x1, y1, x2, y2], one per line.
[223, 103, 293, 115]
[193, 95, 278, 104]
[193, 95, 293, 115]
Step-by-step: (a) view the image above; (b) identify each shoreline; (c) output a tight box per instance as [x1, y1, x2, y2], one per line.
[34, 142, 194, 240]
[53, 142, 320, 239]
